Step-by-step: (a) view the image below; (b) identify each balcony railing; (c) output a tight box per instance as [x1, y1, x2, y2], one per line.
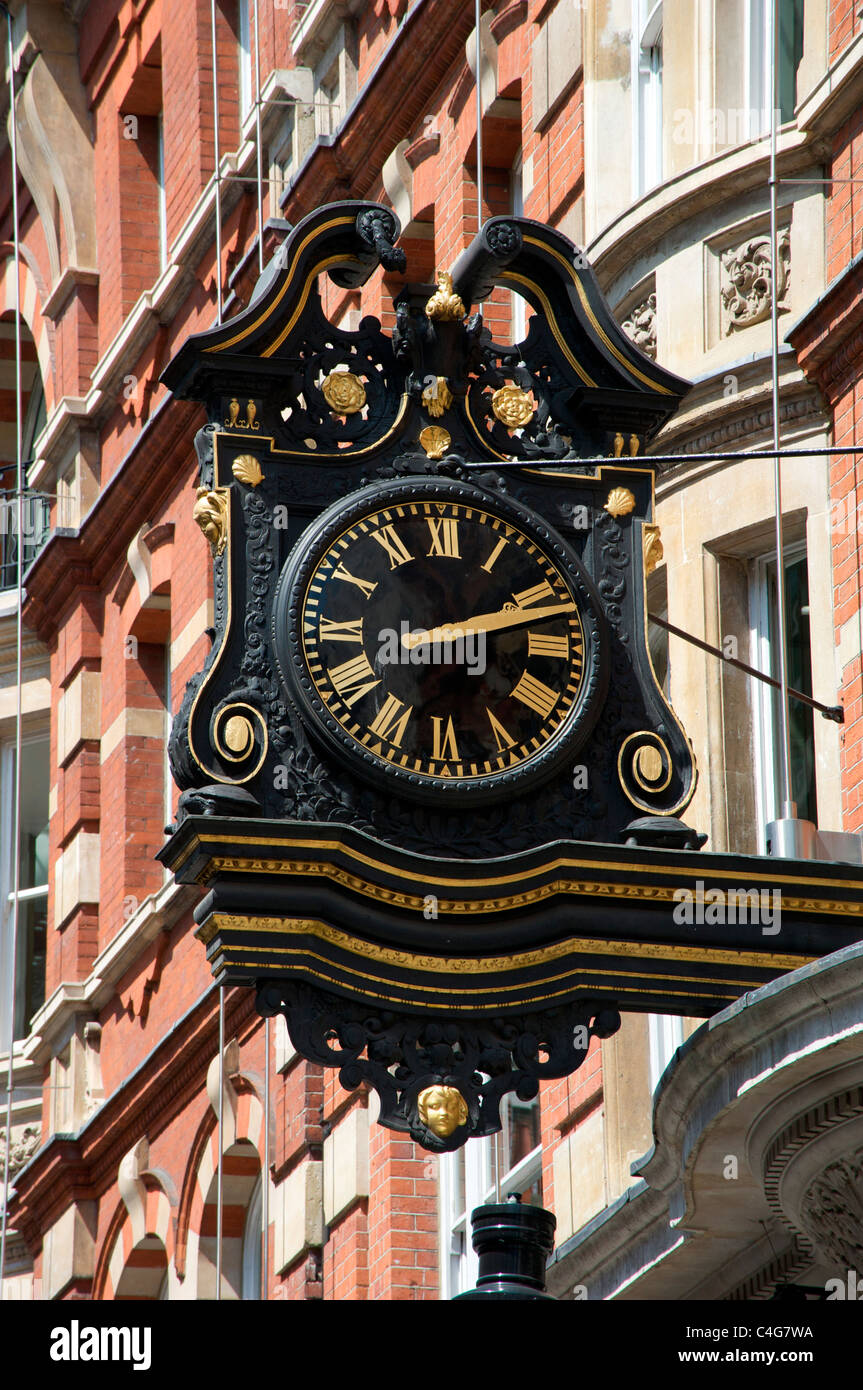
[0, 491, 51, 592]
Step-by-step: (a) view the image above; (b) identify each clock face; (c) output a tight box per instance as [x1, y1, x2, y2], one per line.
[275, 483, 606, 803]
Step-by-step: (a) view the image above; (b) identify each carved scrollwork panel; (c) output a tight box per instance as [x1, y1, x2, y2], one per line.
[257, 981, 621, 1152]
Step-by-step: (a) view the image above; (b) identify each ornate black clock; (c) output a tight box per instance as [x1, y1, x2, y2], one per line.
[273, 478, 608, 804]
[160, 202, 856, 1155]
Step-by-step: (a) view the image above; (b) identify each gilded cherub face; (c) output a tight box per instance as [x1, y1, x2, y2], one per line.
[418, 1085, 468, 1138]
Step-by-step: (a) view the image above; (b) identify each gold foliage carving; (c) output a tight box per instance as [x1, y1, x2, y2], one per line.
[425, 271, 466, 321]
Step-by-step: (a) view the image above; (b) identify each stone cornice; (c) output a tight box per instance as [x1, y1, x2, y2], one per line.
[23, 395, 201, 644]
[787, 254, 863, 398]
[548, 940, 863, 1298]
[10, 984, 257, 1254]
[589, 130, 826, 293]
[26, 879, 198, 1062]
[796, 29, 863, 138]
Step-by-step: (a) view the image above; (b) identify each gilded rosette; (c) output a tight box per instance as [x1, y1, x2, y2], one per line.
[322, 370, 367, 414]
[492, 384, 535, 430]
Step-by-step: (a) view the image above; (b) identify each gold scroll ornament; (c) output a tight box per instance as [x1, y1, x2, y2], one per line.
[425, 271, 466, 322]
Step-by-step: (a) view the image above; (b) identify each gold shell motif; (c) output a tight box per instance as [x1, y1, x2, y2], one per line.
[491, 384, 535, 430]
[232, 454, 264, 487]
[419, 425, 452, 460]
[421, 377, 453, 418]
[604, 486, 636, 517]
[322, 370, 367, 415]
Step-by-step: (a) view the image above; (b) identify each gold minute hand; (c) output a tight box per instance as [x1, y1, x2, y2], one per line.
[402, 601, 576, 650]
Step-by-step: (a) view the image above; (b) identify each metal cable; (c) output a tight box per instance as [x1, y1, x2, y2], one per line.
[253, 0, 264, 276]
[475, 0, 483, 232]
[0, 1, 23, 1296]
[462, 444, 863, 469]
[262, 1015, 269, 1300]
[210, 0, 224, 323]
[769, 0, 795, 818]
[216, 985, 224, 1299]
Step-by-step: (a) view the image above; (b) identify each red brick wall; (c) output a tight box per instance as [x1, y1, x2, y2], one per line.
[829, 0, 860, 62]
[12, 0, 605, 1303]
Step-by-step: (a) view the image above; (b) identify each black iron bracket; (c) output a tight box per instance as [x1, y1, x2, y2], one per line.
[256, 981, 621, 1153]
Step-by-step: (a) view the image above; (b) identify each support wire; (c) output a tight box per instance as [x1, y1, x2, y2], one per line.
[216, 985, 225, 1300]
[769, 0, 795, 818]
[475, 0, 483, 233]
[209, 0, 224, 323]
[0, 0, 23, 1297]
[253, 0, 264, 276]
[262, 1015, 270, 1300]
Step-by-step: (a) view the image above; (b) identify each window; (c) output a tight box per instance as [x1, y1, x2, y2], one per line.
[439, 1095, 542, 1298]
[157, 115, 167, 270]
[751, 543, 817, 838]
[238, 0, 253, 122]
[648, 1014, 683, 1091]
[0, 492, 50, 591]
[269, 110, 296, 217]
[163, 640, 173, 836]
[634, 0, 663, 197]
[0, 319, 50, 588]
[316, 61, 341, 137]
[746, 0, 805, 139]
[509, 150, 527, 343]
[0, 736, 49, 1044]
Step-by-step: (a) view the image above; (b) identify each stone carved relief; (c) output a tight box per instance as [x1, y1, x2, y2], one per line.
[0, 1124, 40, 1181]
[720, 230, 790, 335]
[621, 291, 657, 360]
[800, 1149, 863, 1273]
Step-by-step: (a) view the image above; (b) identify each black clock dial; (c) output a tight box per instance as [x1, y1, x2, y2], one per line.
[275, 482, 607, 804]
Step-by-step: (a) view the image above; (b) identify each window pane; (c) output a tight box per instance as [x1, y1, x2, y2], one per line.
[16, 739, 50, 888]
[452, 1145, 466, 1221]
[766, 554, 816, 822]
[3, 738, 50, 1039]
[778, 0, 804, 122]
[14, 894, 47, 1038]
[518, 1170, 544, 1209]
[506, 1096, 540, 1172]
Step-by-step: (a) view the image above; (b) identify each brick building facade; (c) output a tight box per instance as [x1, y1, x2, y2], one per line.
[3, 0, 863, 1304]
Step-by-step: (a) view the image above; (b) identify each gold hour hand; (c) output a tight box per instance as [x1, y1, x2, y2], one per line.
[402, 600, 575, 650]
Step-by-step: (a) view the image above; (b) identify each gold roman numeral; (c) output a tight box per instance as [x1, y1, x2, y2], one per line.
[431, 715, 459, 761]
[481, 538, 507, 573]
[371, 524, 413, 569]
[319, 617, 364, 643]
[332, 564, 378, 600]
[426, 517, 460, 558]
[486, 708, 516, 752]
[511, 671, 559, 717]
[527, 632, 569, 659]
[368, 695, 413, 747]
[513, 579, 554, 608]
[327, 653, 381, 707]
